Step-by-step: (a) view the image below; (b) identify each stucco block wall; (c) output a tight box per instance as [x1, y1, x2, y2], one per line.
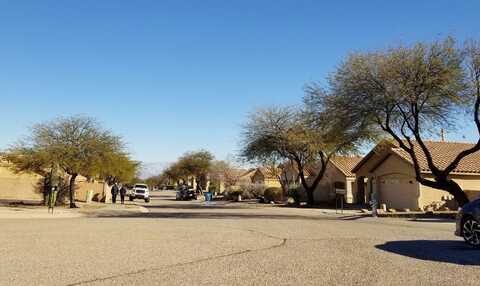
[0, 164, 107, 203]
[0, 165, 42, 201]
[75, 178, 105, 202]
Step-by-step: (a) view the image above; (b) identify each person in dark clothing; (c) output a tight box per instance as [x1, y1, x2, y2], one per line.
[119, 185, 127, 204]
[111, 183, 119, 204]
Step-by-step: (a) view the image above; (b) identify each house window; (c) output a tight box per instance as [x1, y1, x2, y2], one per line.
[334, 182, 345, 189]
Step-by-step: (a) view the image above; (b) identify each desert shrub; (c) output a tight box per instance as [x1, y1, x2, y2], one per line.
[224, 185, 243, 201]
[224, 183, 266, 200]
[287, 186, 307, 204]
[287, 187, 303, 205]
[246, 183, 266, 199]
[263, 187, 283, 203]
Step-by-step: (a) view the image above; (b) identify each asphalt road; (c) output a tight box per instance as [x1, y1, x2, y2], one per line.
[1, 191, 479, 286]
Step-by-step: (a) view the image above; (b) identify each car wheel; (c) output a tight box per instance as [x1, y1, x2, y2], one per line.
[145, 198, 150, 203]
[129, 196, 134, 201]
[462, 217, 480, 247]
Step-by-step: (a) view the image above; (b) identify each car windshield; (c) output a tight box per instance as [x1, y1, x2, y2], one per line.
[135, 185, 147, 189]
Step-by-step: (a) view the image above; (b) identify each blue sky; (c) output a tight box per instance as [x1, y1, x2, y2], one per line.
[1, 1, 479, 167]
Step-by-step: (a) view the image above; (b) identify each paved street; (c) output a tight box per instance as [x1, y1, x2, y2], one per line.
[1, 191, 478, 286]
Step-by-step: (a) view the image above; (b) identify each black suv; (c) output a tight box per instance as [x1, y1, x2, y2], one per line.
[175, 187, 197, 201]
[456, 199, 480, 247]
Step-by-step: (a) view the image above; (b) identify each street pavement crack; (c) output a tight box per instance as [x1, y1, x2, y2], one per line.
[64, 229, 287, 286]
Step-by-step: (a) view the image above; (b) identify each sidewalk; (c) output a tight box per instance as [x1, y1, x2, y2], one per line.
[0, 201, 148, 219]
[0, 205, 83, 219]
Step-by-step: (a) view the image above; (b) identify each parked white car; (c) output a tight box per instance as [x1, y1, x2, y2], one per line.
[129, 184, 150, 203]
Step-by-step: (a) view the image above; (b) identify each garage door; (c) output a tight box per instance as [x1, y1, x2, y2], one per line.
[378, 175, 418, 210]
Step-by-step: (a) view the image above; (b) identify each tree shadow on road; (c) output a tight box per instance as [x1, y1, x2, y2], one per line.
[143, 204, 258, 210]
[376, 240, 480, 266]
[90, 211, 339, 221]
[406, 218, 455, 223]
[338, 215, 370, 220]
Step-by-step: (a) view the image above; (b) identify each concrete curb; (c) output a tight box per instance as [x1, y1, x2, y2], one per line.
[377, 211, 457, 219]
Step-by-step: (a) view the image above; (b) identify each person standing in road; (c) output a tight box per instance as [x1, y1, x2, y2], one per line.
[111, 183, 119, 204]
[119, 184, 127, 205]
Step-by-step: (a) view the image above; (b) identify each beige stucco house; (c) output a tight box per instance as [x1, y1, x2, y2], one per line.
[313, 156, 363, 204]
[281, 157, 362, 204]
[251, 167, 282, 188]
[237, 169, 257, 185]
[352, 140, 480, 211]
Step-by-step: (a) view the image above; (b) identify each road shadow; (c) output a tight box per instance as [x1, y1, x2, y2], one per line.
[376, 240, 480, 266]
[407, 218, 455, 223]
[339, 215, 370, 221]
[143, 203, 260, 210]
[278, 203, 364, 211]
[148, 194, 176, 199]
[90, 211, 339, 221]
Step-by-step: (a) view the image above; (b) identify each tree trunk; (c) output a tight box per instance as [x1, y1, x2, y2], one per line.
[69, 173, 78, 208]
[306, 188, 314, 206]
[280, 183, 288, 202]
[445, 179, 469, 207]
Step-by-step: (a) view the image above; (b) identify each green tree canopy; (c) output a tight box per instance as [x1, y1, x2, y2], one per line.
[100, 152, 139, 185]
[5, 115, 130, 208]
[158, 150, 215, 190]
[176, 150, 214, 190]
[240, 105, 372, 205]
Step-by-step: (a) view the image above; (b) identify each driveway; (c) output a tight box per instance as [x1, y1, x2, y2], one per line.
[0, 191, 478, 286]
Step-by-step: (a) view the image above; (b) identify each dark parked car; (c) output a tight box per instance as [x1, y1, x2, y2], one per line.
[175, 188, 197, 201]
[455, 199, 480, 247]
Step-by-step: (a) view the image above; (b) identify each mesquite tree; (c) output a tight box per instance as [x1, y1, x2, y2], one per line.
[100, 151, 139, 185]
[240, 106, 371, 205]
[209, 160, 243, 189]
[161, 150, 214, 191]
[6, 115, 127, 208]
[322, 37, 480, 206]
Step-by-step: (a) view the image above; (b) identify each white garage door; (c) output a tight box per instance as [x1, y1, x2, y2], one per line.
[378, 175, 418, 210]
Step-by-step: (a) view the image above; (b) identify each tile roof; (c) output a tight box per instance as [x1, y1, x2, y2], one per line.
[330, 156, 363, 177]
[239, 168, 256, 179]
[297, 156, 363, 177]
[390, 140, 480, 174]
[256, 167, 283, 179]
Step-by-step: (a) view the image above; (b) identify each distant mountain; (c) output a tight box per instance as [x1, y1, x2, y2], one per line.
[138, 162, 171, 179]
